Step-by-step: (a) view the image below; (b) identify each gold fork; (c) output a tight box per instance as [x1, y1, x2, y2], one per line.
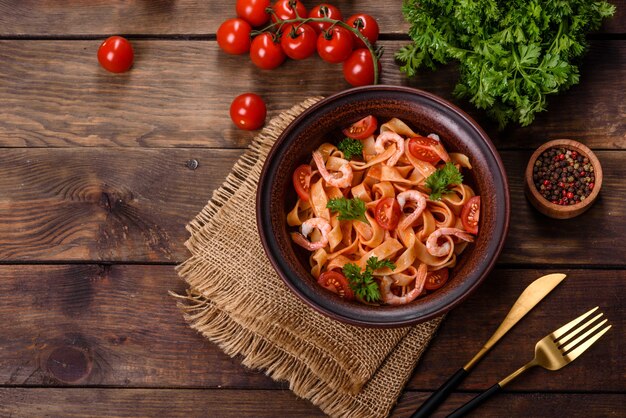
[447, 307, 612, 418]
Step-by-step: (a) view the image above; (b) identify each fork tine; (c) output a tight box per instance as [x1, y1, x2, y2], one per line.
[561, 318, 608, 353]
[557, 313, 604, 346]
[564, 325, 612, 362]
[551, 306, 599, 339]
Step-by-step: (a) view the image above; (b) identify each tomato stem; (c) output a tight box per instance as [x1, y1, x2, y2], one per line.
[254, 16, 380, 84]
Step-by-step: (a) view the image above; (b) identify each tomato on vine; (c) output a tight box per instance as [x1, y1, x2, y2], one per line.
[250, 32, 286, 69]
[271, 0, 307, 22]
[317, 26, 353, 64]
[217, 18, 252, 55]
[230, 93, 267, 130]
[97, 36, 134, 73]
[308, 4, 343, 34]
[280, 23, 317, 60]
[236, 0, 271, 27]
[343, 48, 378, 86]
[345, 14, 379, 48]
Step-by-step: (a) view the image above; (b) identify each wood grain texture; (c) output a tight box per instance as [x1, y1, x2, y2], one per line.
[0, 388, 622, 418]
[0, 265, 622, 391]
[0, 0, 623, 36]
[0, 149, 624, 264]
[0, 40, 624, 149]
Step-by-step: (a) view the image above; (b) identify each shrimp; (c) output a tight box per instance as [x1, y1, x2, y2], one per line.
[291, 217, 332, 251]
[426, 227, 474, 257]
[380, 263, 427, 305]
[374, 131, 405, 166]
[312, 151, 353, 188]
[397, 190, 427, 230]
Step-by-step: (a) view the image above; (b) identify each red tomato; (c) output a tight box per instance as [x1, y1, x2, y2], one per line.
[424, 268, 449, 291]
[217, 18, 252, 55]
[375, 197, 401, 230]
[317, 26, 353, 64]
[280, 23, 317, 60]
[408, 136, 442, 164]
[97, 36, 134, 73]
[292, 164, 312, 201]
[461, 196, 480, 234]
[343, 48, 378, 86]
[345, 14, 379, 48]
[342, 115, 377, 140]
[250, 32, 286, 69]
[308, 4, 343, 34]
[271, 0, 307, 22]
[317, 271, 355, 300]
[236, 0, 271, 27]
[229, 93, 266, 130]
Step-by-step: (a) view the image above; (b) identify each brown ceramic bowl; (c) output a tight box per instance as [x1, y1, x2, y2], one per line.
[256, 86, 510, 327]
[525, 139, 603, 219]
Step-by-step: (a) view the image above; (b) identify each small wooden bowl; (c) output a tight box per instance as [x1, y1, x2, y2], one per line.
[525, 139, 602, 219]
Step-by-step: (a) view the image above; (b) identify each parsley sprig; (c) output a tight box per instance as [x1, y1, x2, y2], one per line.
[343, 256, 396, 303]
[337, 137, 363, 160]
[327, 197, 369, 224]
[395, 0, 615, 128]
[425, 162, 463, 201]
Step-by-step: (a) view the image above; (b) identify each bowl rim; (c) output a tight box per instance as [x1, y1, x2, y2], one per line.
[256, 85, 510, 327]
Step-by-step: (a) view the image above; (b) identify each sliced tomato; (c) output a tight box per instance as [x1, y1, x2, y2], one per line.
[375, 197, 401, 230]
[408, 136, 444, 164]
[317, 271, 355, 300]
[424, 268, 449, 291]
[292, 164, 312, 201]
[342, 115, 377, 140]
[461, 195, 480, 234]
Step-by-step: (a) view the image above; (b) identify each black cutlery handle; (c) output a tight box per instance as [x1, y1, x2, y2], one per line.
[446, 383, 502, 418]
[411, 368, 469, 418]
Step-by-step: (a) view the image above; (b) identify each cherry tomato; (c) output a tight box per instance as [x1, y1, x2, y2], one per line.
[345, 14, 379, 49]
[343, 48, 378, 87]
[317, 26, 353, 64]
[292, 164, 312, 201]
[250, 32, 286, 69]
[461, 196, 480, 235]
[271, 0, 307, 22]
[217, 18, 252, 55]
[408, 136, 442, 164]
[308, 4, 343, 34]
[280, 23, 317, 60]
[317, 271, 355, 300]
[375, 197, 402, 230]
[97, 36, 134, 73]
[229, 93, 266, 130]
[425, 268, 449, 291]
[236, 0, 271, 27]
[342, 115, 377, 140]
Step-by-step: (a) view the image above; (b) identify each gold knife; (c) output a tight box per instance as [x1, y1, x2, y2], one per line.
[410, 273, 567, 418]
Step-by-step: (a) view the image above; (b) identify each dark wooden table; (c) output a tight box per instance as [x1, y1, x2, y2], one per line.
[0, 1, 624, 417]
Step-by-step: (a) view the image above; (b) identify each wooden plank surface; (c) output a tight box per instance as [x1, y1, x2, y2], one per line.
[0, 0, 623, 36]
[0, 149, 624, 264]
[0, 388, 622, 418]
[0, 39, 624, 149]
[1, 265, 621, 391]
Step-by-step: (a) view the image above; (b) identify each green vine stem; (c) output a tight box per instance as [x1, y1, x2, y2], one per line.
[251, 15, 380, 84]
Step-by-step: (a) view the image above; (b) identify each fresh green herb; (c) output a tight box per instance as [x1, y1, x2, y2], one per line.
[327, 197, 369, 224]
[395, 0, 615, 128]
[343, 256, 396, 303]
[337, 137, 364, 160]
[425, 162, 463, 200]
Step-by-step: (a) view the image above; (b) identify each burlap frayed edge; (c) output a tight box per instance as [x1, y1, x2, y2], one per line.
[177, 253, 374, 395]
[172, 291, 443, 418]
[185, 97, 323, 239]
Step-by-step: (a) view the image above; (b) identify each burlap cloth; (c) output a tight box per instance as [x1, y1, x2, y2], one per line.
[173, 97, 443, 417]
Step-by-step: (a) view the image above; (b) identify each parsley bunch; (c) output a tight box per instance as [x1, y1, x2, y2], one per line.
[327, 197, 369, 224]
[425, 162, 463, 200]
[396, 0, 615, 128]
[338, 137, 364, 160]
[343, 256, 396, 303]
